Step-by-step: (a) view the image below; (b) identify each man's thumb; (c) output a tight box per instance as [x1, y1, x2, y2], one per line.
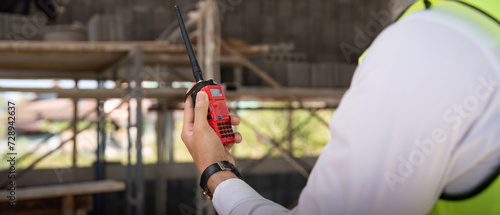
[194, 91, 209, 125]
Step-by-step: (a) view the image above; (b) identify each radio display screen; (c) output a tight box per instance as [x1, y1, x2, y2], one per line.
[210, 88, 223, 97]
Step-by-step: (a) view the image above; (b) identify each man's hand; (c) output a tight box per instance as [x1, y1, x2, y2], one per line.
[181, 84, 243, 175]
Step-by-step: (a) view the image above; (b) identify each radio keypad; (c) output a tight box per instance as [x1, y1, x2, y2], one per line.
[217, 121, 234, 139]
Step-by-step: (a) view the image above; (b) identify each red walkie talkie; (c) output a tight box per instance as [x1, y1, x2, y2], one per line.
[175, 5, 235, 145]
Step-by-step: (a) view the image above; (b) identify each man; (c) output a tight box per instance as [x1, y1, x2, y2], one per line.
[181, 0, 500, 214]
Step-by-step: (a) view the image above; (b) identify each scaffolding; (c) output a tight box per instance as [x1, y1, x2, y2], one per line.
[0, 2, 349, 215]
[0, 38, 344, 214]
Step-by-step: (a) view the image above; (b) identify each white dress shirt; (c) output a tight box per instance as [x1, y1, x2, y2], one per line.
[213, 8, 500, 215]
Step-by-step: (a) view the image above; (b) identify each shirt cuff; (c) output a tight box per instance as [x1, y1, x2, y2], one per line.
[212, 178, 263, 215]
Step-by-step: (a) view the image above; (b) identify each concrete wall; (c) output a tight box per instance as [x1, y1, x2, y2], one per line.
[1, 0, 394, 59]
[0, 0, 404, 87]
[221, 0, 392, 62]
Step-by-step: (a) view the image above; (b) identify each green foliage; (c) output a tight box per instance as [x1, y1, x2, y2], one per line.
[232, 105, 334, 159]
[172, 104, 334, 162]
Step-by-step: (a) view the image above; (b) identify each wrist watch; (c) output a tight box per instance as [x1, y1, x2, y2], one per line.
[200, 161, 243, 200]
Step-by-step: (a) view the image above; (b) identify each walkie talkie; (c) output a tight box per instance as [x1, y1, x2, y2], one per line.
[175, 5, 235, 145]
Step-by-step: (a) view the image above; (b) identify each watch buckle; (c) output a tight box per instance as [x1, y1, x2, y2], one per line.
[202, 189, 213, 200]
[217, 161, 231, 171]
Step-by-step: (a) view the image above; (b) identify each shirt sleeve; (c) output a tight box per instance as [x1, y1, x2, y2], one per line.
[213, 10, 500, 215]
[213, 179, 289, 215]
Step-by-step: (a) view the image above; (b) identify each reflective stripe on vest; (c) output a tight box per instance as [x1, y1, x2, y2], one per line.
[358, 0, 500, 214]
[358, 0, 500, 64]
[428, 175, 500, 215]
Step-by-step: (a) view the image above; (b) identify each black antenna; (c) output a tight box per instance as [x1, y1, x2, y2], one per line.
[175, 5, 204, 82]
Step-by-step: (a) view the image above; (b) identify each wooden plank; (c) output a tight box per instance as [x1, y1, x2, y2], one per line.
[0, 41, 269, 55]
[0, 54, 242, 73]
[0, 195, 92, 215]
[227, 87, 346, 101]
[0, 86, 346, 102]
[202, 0, 221, 82]
[0, 41, 179, 54]
[0, 41, 267, 72]
[62, 194, 75, 215]
[0, 69, 98, 79]
[0, 52, 125, 71]
[0, 180, 125, 202]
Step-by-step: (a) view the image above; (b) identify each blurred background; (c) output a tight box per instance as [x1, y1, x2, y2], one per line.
[0, 0, 413, 214]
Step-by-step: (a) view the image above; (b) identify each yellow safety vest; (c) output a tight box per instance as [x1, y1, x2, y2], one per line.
[359, 1, 500, 214]
[359, 0, 500, 63]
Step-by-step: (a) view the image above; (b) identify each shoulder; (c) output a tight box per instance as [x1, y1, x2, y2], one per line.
[362, 9, 500, 76]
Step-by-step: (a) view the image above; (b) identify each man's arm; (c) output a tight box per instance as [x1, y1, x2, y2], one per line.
[180, 89, 240, 183]
[181, 87, 291, 214]
[181, 10, 500, 215]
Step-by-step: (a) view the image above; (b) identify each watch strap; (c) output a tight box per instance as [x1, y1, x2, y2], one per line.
[199, 161, 242, 200]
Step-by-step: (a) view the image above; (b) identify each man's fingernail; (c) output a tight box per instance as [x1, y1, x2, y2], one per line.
[197, 92, 207, 101]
